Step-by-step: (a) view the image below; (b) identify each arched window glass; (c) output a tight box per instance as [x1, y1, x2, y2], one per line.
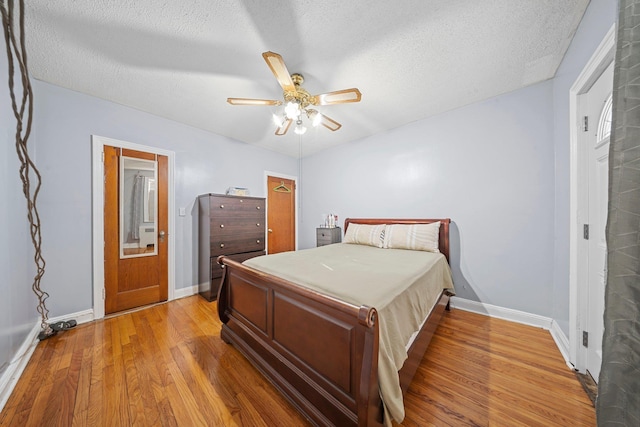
[597, 94, 613, 143]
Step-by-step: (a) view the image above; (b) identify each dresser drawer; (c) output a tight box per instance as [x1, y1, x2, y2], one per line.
[210, 234, 265, 256]
[209, 196, 264, 216]
[317, 234, 333, 245]
[316, 227, 342, 247]
[210, 217, 264, 236]
[210, 250, 266, 279]
[203, 250, 266, 301]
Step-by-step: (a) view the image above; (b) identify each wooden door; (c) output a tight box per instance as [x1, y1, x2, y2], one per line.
[267, 175, 295, 254]
[104, 146, 168, 314]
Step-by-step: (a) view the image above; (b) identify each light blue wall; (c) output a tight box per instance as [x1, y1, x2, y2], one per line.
[300, 0, 619, 327]
[0, 0, 619, 380]
[32, 80, 297, 317]
[0, 46, 37, 376]
[551, 0, 618, 335]
[300, 81, 556, 316]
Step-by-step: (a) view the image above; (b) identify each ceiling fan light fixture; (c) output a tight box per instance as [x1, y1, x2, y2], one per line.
[285, 101, 301, 120]
[294, 119, 307, 135]
[272, 113, 285, 127]
[307, 109, 322, 127]
[227, 52, 361, 136]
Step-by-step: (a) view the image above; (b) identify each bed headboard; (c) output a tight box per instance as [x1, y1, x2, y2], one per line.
[343, 218, 451, 263]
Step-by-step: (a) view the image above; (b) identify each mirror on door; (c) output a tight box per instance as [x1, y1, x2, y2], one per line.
[120, 156, 158, 258]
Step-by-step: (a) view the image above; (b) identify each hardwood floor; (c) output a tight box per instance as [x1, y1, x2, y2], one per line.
[0, 296, 595, 426]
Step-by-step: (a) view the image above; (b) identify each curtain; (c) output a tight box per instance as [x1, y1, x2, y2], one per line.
[131, 174, 144, 240]
[597, 0, 640, 424]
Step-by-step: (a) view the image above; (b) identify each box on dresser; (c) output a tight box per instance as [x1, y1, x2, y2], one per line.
[198, 193, 266, 301]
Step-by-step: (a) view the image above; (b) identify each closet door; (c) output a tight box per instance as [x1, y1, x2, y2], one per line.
[267, 175, 295, 254]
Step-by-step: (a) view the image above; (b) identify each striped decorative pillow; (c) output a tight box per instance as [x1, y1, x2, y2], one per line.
[383, 222, 440, 252]
[343, 223, 386, 248]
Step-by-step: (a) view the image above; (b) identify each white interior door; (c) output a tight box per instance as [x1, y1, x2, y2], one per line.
[583, 61, 614, 382]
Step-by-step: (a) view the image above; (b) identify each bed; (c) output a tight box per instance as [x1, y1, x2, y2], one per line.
[216, 218, 455, 426]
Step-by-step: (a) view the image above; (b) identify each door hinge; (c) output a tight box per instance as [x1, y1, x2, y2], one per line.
[101, 151, 104, 162]
[583, 330, 589, 348]
[583, 116, 589, 132]
[102, 288, 106, 300]
[583, 224, 589, 240]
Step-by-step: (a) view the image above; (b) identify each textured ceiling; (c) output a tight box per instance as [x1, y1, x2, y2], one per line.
[24, 0, 589, 158]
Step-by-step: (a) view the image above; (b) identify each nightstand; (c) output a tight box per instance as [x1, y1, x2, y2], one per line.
[317, 227, 342, 247]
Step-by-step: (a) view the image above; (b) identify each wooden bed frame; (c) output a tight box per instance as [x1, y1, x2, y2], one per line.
[216, 218, 452, 426]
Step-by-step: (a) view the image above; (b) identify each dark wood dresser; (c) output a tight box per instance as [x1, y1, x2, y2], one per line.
[198, 193, 266, 301]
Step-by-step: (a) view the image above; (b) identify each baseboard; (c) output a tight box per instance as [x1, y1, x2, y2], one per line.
[48, 308, 95, 326]
[550, 320, 573, 369]
[449, 297, 578, 369]
[0, 308, 95, 413]
[450, 297, 553, 330]
[174, 285, 199, 300]
[0, 322, 40, 413]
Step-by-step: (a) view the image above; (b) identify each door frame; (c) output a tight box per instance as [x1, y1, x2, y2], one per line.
[92, 135, 176, 320]
[264, 170, 298, 252]
[569, 24, 615, 373]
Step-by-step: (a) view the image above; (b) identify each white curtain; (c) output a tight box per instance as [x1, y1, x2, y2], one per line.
[131, 174, 144, 240]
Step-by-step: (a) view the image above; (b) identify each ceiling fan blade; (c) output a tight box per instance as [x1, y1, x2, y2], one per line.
[262, 51, 296, 92]
[311, 88, 362, 105]
[227, 98, 282, 106]
[275, 118, 293, 135]
[317, 113, 342, 131]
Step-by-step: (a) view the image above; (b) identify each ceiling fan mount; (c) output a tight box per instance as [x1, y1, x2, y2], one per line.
[290, 73, 304, 86]
[283, 73, 312, 110]
[227, 52, 362, 136]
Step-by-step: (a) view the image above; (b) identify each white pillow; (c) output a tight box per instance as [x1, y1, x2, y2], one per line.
[383, 222, 440, 252]
[343, 223, 386, 248]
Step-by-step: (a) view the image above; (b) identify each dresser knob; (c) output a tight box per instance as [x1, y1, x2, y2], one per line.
[220, 224, 224, 228]
[256, 240, 260, 244]
[220, 243, 225, 248]
[220, 204, 224, 209]
[256, 206, 261, 210]
[256, 223, 260, 226]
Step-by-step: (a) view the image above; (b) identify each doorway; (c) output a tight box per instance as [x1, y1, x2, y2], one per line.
[92, 136, 175, 319]
[569, 24, 615, 378]
[582, 62, 613, 381]
[266, 173, 297, 254]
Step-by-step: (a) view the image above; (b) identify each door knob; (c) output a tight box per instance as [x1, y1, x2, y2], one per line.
[159, 230, 166, 242]
[268, 229, 273, 233]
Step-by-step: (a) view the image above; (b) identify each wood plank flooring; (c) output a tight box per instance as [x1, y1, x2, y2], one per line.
[0, 296, 595, 426]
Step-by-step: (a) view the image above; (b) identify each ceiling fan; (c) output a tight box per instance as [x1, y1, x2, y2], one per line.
[227, 51, 362, 136]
